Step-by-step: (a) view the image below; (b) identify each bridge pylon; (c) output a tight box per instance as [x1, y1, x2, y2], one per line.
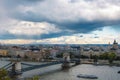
[62, 52, 70, 69]
[9, 61, 22, 76]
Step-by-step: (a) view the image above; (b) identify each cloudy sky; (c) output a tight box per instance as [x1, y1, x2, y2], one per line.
[0, 0, 120, 44]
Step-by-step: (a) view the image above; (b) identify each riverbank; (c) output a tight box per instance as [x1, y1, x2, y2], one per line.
[80, 59, 120, 66]
[1, 58, 120, 66]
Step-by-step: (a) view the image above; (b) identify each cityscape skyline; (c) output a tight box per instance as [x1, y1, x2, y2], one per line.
[0, 0, 120, 44]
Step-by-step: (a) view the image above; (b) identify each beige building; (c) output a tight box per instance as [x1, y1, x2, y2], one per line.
[81, 48, 104, 57]
[110, 40, 120, 56]
[25, 50, 43, 61]
[0, 49, 8, 56]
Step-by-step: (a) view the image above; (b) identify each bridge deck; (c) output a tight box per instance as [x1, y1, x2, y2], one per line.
[1, 59, 80, 73]
[22, 61, 62, 72]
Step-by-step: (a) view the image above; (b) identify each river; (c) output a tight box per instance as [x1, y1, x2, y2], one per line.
[0, 61, 120, 80]
[40, 64, 120, 80]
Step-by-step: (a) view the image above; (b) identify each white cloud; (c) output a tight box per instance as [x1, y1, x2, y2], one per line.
[0, 39, 35, 44]
[23, 0, 120, 22]
[7, 21, 61, 36]
[0, 26, 119, 44]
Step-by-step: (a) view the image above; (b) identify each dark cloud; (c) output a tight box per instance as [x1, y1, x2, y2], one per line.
[0, 33, 17, 40]
[58, 20, 120, 34]
[0, 31, 72, 40]
[12, 11, 120, 34]
[39, 32, 71, 39]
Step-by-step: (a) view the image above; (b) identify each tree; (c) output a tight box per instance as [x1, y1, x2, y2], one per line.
[32, 75, 40, 80]
[99, 52, 109, 60]
[108, 52, 116, 64]
[0, 68, 11, 80]
[26, 75, 40, 80]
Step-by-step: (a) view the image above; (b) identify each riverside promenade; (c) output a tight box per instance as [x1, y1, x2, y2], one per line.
[80, 59, 120, 66]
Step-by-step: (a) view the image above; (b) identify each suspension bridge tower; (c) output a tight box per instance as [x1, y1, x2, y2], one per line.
[8, 57, 22, 76]
[62, 52, 70, 69]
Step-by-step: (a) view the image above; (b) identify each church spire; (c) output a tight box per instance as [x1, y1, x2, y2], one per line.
[113, 39, 117, 44]
[113, 39, 118, 49]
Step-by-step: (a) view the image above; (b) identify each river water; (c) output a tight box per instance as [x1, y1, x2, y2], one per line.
[0, 61, 120, 80]
[40, 64, 120, 80]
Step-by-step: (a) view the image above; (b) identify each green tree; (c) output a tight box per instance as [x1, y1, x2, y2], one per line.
[99, 52, 109, 60]
[32, 75, 40, 80]
[108, 53, 116, 64]
[26, 75, 40, 80]
[0, 68, 11, 80]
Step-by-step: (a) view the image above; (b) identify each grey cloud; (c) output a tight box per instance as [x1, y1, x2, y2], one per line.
[0, 0, 120, 39]
[0, 31, 71, 40]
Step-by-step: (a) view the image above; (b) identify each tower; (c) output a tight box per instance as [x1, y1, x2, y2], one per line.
[62, 52, 70, 69]
[113, 40, 118, 49]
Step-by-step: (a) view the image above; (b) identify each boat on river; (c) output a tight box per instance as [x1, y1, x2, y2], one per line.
[77, 74, 98, 79]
